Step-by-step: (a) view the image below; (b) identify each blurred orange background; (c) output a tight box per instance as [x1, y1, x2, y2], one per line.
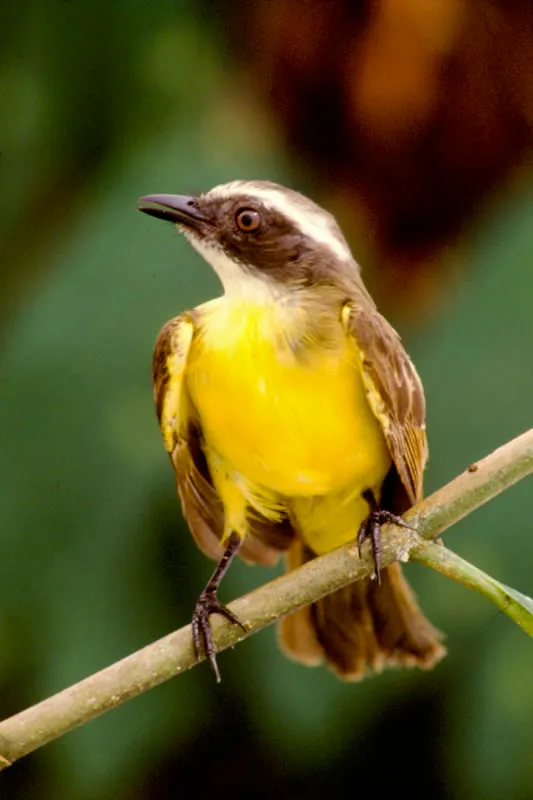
[0, 2, 531, 798]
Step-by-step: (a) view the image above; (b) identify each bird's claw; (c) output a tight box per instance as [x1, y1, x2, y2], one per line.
[357, 510, 413, 584]
[191, 591, 247, 683]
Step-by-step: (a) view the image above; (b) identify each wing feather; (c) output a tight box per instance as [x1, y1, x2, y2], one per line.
[343, 302, 428, 505]
[152, 313, 291, 565]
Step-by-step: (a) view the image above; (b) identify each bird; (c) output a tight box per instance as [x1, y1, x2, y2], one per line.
[138, 180, 446, 682]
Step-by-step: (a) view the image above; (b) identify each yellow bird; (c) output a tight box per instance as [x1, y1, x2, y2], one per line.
[138, 181, 445, 682]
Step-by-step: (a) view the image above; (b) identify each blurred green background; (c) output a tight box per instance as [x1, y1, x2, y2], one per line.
[0, 2, 532, 799]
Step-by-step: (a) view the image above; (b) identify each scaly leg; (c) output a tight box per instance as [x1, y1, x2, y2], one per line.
[357, 489, 414, 584]
[191, 532, 247, 682]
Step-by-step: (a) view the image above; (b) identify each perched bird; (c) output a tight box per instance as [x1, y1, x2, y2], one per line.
[138, 181, 446, 682]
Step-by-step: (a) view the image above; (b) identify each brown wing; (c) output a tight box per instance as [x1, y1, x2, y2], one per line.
[152, 314, 291, 566]
[343, 301, 428, 505]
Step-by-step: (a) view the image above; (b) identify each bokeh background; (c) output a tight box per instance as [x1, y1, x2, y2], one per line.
[1, 1, 532, 798]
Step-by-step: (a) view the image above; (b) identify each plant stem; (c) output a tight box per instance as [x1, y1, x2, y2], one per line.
[412, 540, 533, 635]
[0, 429, 532, 769]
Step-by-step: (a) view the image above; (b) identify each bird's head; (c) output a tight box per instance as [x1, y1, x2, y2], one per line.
[138, 180, 357, 300]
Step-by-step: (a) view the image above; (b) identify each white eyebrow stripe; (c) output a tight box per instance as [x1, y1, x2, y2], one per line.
[207, 182, 352, 262]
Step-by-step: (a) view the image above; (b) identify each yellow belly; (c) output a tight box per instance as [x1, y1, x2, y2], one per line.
[186, 300, 391, 503]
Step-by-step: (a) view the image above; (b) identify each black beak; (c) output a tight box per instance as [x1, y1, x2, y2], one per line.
[137, 194, 210, 231]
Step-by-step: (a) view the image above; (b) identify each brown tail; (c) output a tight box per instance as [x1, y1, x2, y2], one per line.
[278, 541, 446, 680]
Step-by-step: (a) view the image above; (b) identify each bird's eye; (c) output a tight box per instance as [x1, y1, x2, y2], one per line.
[236, 208, 261, 232]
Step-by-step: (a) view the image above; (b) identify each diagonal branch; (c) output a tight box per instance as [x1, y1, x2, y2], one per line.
[0, 429, 532, 769]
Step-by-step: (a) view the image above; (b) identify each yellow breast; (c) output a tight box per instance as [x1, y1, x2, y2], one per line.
[186, 299, 391, 498]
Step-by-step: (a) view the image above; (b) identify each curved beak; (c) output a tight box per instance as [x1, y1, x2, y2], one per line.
[137, 194, 210, 232]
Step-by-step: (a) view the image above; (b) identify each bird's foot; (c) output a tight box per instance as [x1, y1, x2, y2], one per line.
[357, 509, 414, 584]
[191, 590, 247, 683]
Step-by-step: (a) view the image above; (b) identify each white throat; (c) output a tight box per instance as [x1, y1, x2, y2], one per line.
[186, 233, 292, 304]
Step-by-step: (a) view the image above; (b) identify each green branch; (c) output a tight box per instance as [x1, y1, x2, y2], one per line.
[0, 429, 532, 769]
[412, 540, 533, 635]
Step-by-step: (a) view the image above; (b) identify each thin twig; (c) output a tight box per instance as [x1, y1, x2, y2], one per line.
[0, 429, 532, 769]
[412, 541, 533, 635]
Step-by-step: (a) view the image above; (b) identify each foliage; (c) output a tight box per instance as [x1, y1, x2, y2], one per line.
[0, 2, 532, 799]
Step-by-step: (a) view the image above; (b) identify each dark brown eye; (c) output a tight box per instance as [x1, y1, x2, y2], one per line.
[236, 208, 261, 232]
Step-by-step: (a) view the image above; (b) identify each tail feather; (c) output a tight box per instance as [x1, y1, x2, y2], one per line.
[278, 604, 323, 667]
[277, 540, 323, 666]
[367, 563, 445, 669]
[278, 542, 446, 680]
